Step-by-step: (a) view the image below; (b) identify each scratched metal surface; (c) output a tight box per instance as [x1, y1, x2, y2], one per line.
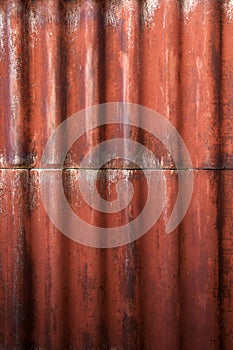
[0, 1, 233, 349]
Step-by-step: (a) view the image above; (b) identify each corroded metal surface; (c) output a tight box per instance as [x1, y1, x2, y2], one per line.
[0, 0, 232, 169]
[0, 1, 233, 349]
[1, 170, 229, 349]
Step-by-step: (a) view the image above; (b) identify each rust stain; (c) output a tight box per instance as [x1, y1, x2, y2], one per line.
[0, 0, 232, 349]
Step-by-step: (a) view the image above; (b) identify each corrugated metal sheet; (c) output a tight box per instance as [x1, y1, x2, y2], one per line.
[0, 0, 233, 349]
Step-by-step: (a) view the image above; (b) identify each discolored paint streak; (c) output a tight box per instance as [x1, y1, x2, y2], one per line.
[0, 0, 233, 349]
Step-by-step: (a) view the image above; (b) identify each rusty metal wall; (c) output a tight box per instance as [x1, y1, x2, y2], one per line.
[0, 0, 233, 349]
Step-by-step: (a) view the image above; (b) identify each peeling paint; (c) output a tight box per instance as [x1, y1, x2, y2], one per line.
[65, 3, 81, 30]
[224, 0, 233, 21]
[104, 0, 122, 27]
[141, 0, 161, 26]
[8, 26, 21, 81]
[182, 0, 199, 17]
[28, 6, 41, 37]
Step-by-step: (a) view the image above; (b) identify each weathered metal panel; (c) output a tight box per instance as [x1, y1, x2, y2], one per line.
[0, 1, 233, 349]
[1, 0, 232, 169]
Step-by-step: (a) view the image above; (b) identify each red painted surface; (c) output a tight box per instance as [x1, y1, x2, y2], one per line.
[0, 1, 233, 349]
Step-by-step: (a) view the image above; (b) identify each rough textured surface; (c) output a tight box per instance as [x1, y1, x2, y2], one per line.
[0, 0, 232, 168]
[0, 169, 229, 349]
[224, 0, 233, 21]
[0, 0, 233, 349]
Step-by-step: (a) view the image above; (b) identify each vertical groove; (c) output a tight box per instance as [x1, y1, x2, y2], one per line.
[104, 1, 141, 347]
[139, 1, 180, 348]
[179, 1, 222, 349]
[0, 1, 232, 349]
[219, 3, 233, 347]
[179, 0, 221, 169]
